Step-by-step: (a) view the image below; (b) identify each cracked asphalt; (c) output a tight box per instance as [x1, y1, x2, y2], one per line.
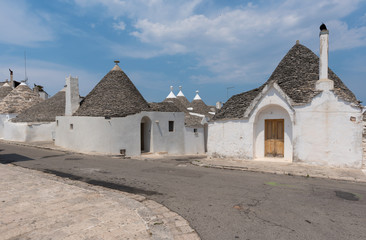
[1, 142, 366, 240]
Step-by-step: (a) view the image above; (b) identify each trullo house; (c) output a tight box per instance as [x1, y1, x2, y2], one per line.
[3, 89, 65, 142]
[0, 82, 43, 138]
[55, 61, 185, 156]
[208, 25, 364, 168]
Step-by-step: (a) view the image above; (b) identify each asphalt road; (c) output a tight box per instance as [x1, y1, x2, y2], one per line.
[1, 142, 365, 240]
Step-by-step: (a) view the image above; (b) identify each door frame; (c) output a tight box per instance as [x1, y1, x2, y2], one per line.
[140, 116, 152, 153]
[264, 119, 284, 157]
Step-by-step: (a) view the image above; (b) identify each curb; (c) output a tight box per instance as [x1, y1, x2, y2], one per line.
[192, 160, 366, 183]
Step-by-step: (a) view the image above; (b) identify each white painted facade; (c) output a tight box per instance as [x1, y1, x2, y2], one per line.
[184, 127, 205, 154]
[208, 84, 364, 168]
[0, 114, 17, 139]
[294, 91, 363, 168]
[55, 111, 186, 156]
[3, 121, 56, 142]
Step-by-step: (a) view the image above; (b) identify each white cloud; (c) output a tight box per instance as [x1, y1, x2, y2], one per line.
[0, 1, 54, 46]
[113, 21, 126, 31]
[73, 0, 366, 85]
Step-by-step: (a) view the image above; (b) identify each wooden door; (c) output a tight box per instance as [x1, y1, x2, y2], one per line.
[265, 119, 284, 157]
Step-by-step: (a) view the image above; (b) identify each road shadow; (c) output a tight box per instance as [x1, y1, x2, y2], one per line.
[43, 169, 162, 196]
[0, 153, 34, 164]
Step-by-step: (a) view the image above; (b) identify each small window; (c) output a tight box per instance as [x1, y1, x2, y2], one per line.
[70, 124, 73, 130]
[194, 128, 198, 136]
[169, 121, 174, 132]
[56, 120, 59, 126]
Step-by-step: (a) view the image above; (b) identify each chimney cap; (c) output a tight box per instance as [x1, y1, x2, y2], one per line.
[296, 40, 300, 45]
[320, 23, 327, 31]
[114, 60, 120, 65]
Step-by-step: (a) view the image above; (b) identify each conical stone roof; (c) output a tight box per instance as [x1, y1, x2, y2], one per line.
[12, 89, 65, 122]
[0, 83, 13, 100]
[213, 43, 359, 121]
[176, 86, 190, 107]
[190, 99, 212, 116]
[74, 63, 150, 117]
[0, 83, 43, 114]
[163, 98, 188, 113]
[266, 43, 357, 104]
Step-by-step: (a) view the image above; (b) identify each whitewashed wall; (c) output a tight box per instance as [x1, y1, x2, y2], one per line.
[0, 114, 17, 139]
[184, 127, 205, 154]
[55, 111, 185, 156]
[3, 121, 56, 142]
[294, 91, 363, 168]
[208, 119, 253, 159]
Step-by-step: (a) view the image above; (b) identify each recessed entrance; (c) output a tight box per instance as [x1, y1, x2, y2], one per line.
[140, 117, 151, 153]
[265, 119, 284, 157]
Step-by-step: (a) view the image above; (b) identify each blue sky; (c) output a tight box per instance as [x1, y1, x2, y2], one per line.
[0, 0, 365, 106]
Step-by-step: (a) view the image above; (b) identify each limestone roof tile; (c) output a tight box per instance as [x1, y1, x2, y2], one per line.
[0, 84, 43, 114]
[12, 89, 65, 122]
[74, 64, 150, 117]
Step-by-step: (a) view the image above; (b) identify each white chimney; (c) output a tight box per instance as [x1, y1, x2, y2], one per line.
[216, 101, 222, 110]
[65, 75, 80, 116]
[316, 24, 334, 91]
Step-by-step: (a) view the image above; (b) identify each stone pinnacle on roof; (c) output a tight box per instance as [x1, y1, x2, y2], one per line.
[74, 61, 150, 117]
[111, 60, 122, 71]
[193, 90, 201, 100]
[166, 86, 176, 99]
[177, 86, 184, 97]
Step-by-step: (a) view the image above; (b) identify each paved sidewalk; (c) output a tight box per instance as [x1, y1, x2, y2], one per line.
[0, 164, 200, 240]
[192, 158, 366, 183]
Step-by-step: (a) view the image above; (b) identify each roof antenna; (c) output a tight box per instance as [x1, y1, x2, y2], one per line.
[24, 51, 28, 84]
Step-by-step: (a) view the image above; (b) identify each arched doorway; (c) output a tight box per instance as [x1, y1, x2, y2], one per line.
[253, 105, 293, 162]
[204, 123, 208, 152]
[140, 116, 151, 153]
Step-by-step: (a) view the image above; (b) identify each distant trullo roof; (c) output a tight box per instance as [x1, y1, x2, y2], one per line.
[148, 101, 181, 112]
[12, 89, 65, 122]
[176, 86, 190, 107]
[0, 82, 13, 100]
[213, 43, 359, 121]
[189, 91, 212, 116]
[74, 63, 150, 117]
[163, 86, 189, 113]
[0, 83, 43, 114]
